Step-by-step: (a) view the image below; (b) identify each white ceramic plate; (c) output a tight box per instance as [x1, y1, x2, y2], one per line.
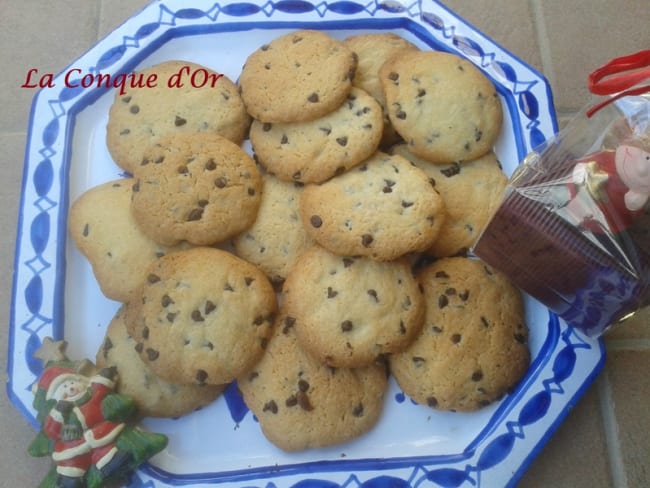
[9, 1, 605, 486]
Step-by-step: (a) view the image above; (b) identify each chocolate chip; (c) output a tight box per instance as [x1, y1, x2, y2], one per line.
[472, 370, 483, 382]
[248, 371, 259, 382]
[166, 312, 177, 323]
[280, 134, 288, 144]
[451, 333, 462, 344]
[141, 326, 149, 339]
[388, 72, 399, 81]
[122, 96, 131, 103]
[134, 343, 143, 353]
[319, 126, 331, 135]
[327, 287, 338, 298]
[480, 316, 489, 328]
[417, 88, 426, 98]
[119, 129, 130, 135]
[438, 295, 448, 308]
[412, 356, 425, 367]
[175, 115, 187, 126]
[198, 199, 209, 208]
[245, 277, 254, 286]
[435, 271, 450, 279]
[205, 300, 216, 314]
[297, 391, 313, 411]
[187, 208, 203, 221]
[263, 400, 278, 414]
[129, 105, 140, 114]
[342, 258, 354, 267]
[310, 215, 323, 228]
[146, 348, 159, 361]
[307, 92, 319, 103]
[459, 290, 470, 301]
[285, 395, 298, 407]
[441, 163, 461, 177]
[395, 110, 407, 119]
[341, 320, 353, 332]
[215, 177, 227, 188]
[282, 316, 296, 334]
[205, 158, 216, 170]
[147, 273, 160, 284]
[514, 333, 527, 344]
[191, 310, 204, 322]
[178, 165, 189, 174]
[367, 289, 378, 302]
[298, 379, 310, 392]
[82, 224, 89, 237]
[196, 369, 208, 384]
[361, 234, 373, 247]
[336, 136, 348, 147]
[402, 201, 414, 208]
[262, 123, 272, 131]
[427, 396, 438, 407]
[248, 187, 256, 196]
[101, 338, 113, 359]
[352, 403, 364, 417]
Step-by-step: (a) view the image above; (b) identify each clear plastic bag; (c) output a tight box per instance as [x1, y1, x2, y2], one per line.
[474, 50, 650, 337]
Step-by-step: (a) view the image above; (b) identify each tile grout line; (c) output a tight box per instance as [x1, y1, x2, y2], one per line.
[597, 369, 628, 487]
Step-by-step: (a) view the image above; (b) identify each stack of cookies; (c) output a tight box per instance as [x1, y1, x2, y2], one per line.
[67, 29, 530, 453]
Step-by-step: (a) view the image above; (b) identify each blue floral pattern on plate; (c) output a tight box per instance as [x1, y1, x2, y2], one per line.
[9, 1, 604, 487]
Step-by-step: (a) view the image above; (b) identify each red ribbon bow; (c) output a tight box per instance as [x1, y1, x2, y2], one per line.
[586, 49, 650, 117]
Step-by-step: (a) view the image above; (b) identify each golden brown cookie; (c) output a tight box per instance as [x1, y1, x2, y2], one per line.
[130, 132, 262, 247]
[238, 30, 358, 123]
[96, 305, 225, 418]
[68, 178, 189, 303]
[106, 60, 249, 174]
[232, 174, 315, 288]
[249, 87, 383, 184]
[380, 50, 503, 164]
[282, 246, 425, 368]
[129, 247, 277, 386]
[391, 143, 507, 257]
[237, 311, 388, 451]
[389, 257, 530, 412]
[343, 33, 419, 147]
[299, 151, 445, 261]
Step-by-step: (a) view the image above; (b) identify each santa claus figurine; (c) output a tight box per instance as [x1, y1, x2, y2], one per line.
[28, 338, 167, 488]
[569, 138, 650, 233]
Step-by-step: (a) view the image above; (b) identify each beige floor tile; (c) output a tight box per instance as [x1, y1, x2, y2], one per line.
[439, 0, 543, 74]
[98, 0, 153, 39]
[517, 382, 612, 488]
[537, 0, 650, 112]
[604, 306, 650, 342]
[605, 350, 650, 487]
[0, 0, 99, 132]
[0, 132, 51, 486]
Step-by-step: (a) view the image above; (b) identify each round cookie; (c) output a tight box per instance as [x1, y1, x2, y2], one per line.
[299, 151, 446, 261]
[249, 87, 384, 184]
[106, 60, 249, 174]
[68, 178, 189, 303]
[342, 33, 419, 147]
[389, 257, 530, 412]
[282, 246, 425, 368]
[130, 247, 277, 386]
[232, 174, 315, 288]
[380, 50, 503, 164]
[239, 30, 358, 123]
[237, 311, 388, 451]
[391, 144, 507, 257]
[96, 305, 225, 418]
[130, 132, 262, 247]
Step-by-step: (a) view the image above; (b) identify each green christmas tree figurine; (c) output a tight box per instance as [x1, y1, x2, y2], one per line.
[28, 337, 168, 488]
